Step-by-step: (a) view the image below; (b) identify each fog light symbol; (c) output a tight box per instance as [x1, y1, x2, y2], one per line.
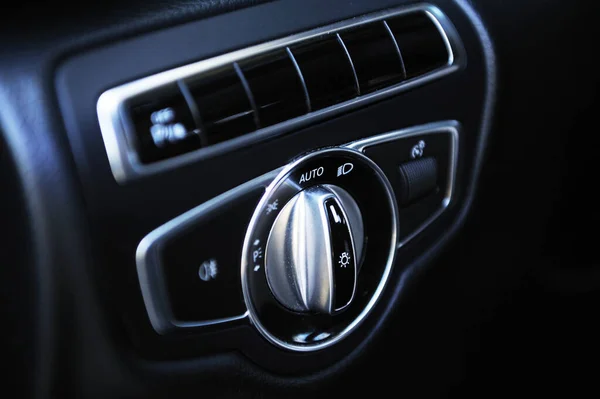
[198, 259, 218, 282]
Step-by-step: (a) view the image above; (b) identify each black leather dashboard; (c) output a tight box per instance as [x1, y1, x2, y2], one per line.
[1, 0, 599, 398]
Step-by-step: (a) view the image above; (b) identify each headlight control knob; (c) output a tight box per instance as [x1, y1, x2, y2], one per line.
[265, 185, 364, 314]
[241, 148, 398, 351]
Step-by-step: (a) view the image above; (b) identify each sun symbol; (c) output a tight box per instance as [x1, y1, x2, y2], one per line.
[339, 252, 351, 268]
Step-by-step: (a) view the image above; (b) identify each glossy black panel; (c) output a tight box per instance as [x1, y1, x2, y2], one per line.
[291, 37, 358, 110]
[161, 188, 262, 322]
[129, 85, 200, 164]
[339, 23, 404, 93]
[386, 13, 449, 78]
[240, 50, 307, 127]
[186, 67, 256, 145]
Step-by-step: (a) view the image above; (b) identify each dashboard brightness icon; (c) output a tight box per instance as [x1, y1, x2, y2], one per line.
[339, 252, 351, 268]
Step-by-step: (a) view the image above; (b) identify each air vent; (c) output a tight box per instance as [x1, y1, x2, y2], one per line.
[97, 5, 459, 182]
[290, 36, 358, 110]
[385, 12, 450, 78]
[185, 67, 257, 147]
[339, 22, 405, 93]
[240, 50, 308, 128]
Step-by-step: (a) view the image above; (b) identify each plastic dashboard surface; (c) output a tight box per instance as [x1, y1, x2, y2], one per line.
[55, 0, 492, 379]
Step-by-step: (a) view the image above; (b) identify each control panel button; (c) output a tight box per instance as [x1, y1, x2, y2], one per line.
[290, 37, 358, 110]
[264, 185, 361, 315]
[240, 50, 308, 127]
[397, 156, 438, 206]
[339, 22, 405, 93]
[242, 149, 397, 351]
[362, 128, 456, 242]
[386, 13, 450, 78]
[129, 84, 201, 164]
[137, 180, 270, 334]
[160, 188, 261, 323]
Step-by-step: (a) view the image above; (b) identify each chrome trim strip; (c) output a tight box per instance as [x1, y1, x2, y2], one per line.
[241, 148, 398, 352]
[97, 3, 462, 183]
[336, 33, 361, 96]
[136, 168, 281, 334]
[286, 47, 312, 113]
[346, 120, 459, 248]
[424, 7, 456, 67]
